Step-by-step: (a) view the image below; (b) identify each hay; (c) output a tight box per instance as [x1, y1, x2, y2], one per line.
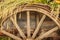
[0, 0, 59, 19]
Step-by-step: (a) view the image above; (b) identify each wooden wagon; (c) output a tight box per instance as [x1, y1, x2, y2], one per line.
[0, 3, 60, 40]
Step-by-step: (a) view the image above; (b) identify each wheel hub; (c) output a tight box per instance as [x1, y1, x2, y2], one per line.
[26, 38, 34, 40]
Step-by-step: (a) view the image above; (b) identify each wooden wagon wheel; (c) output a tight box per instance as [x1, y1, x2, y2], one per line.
[1, 4, 60, 40]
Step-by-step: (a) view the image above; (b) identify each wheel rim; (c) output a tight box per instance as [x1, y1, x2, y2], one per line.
[1, 4, 60, 40]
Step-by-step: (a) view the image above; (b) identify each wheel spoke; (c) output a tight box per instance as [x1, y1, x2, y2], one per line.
[10, 14, 26, 38]
[1, 30, 22, 40]
[36, 14, 39, 26]
[27, 11, 31, 37]
[35, 26, 58, 40]
[32, 15, 46, 38]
